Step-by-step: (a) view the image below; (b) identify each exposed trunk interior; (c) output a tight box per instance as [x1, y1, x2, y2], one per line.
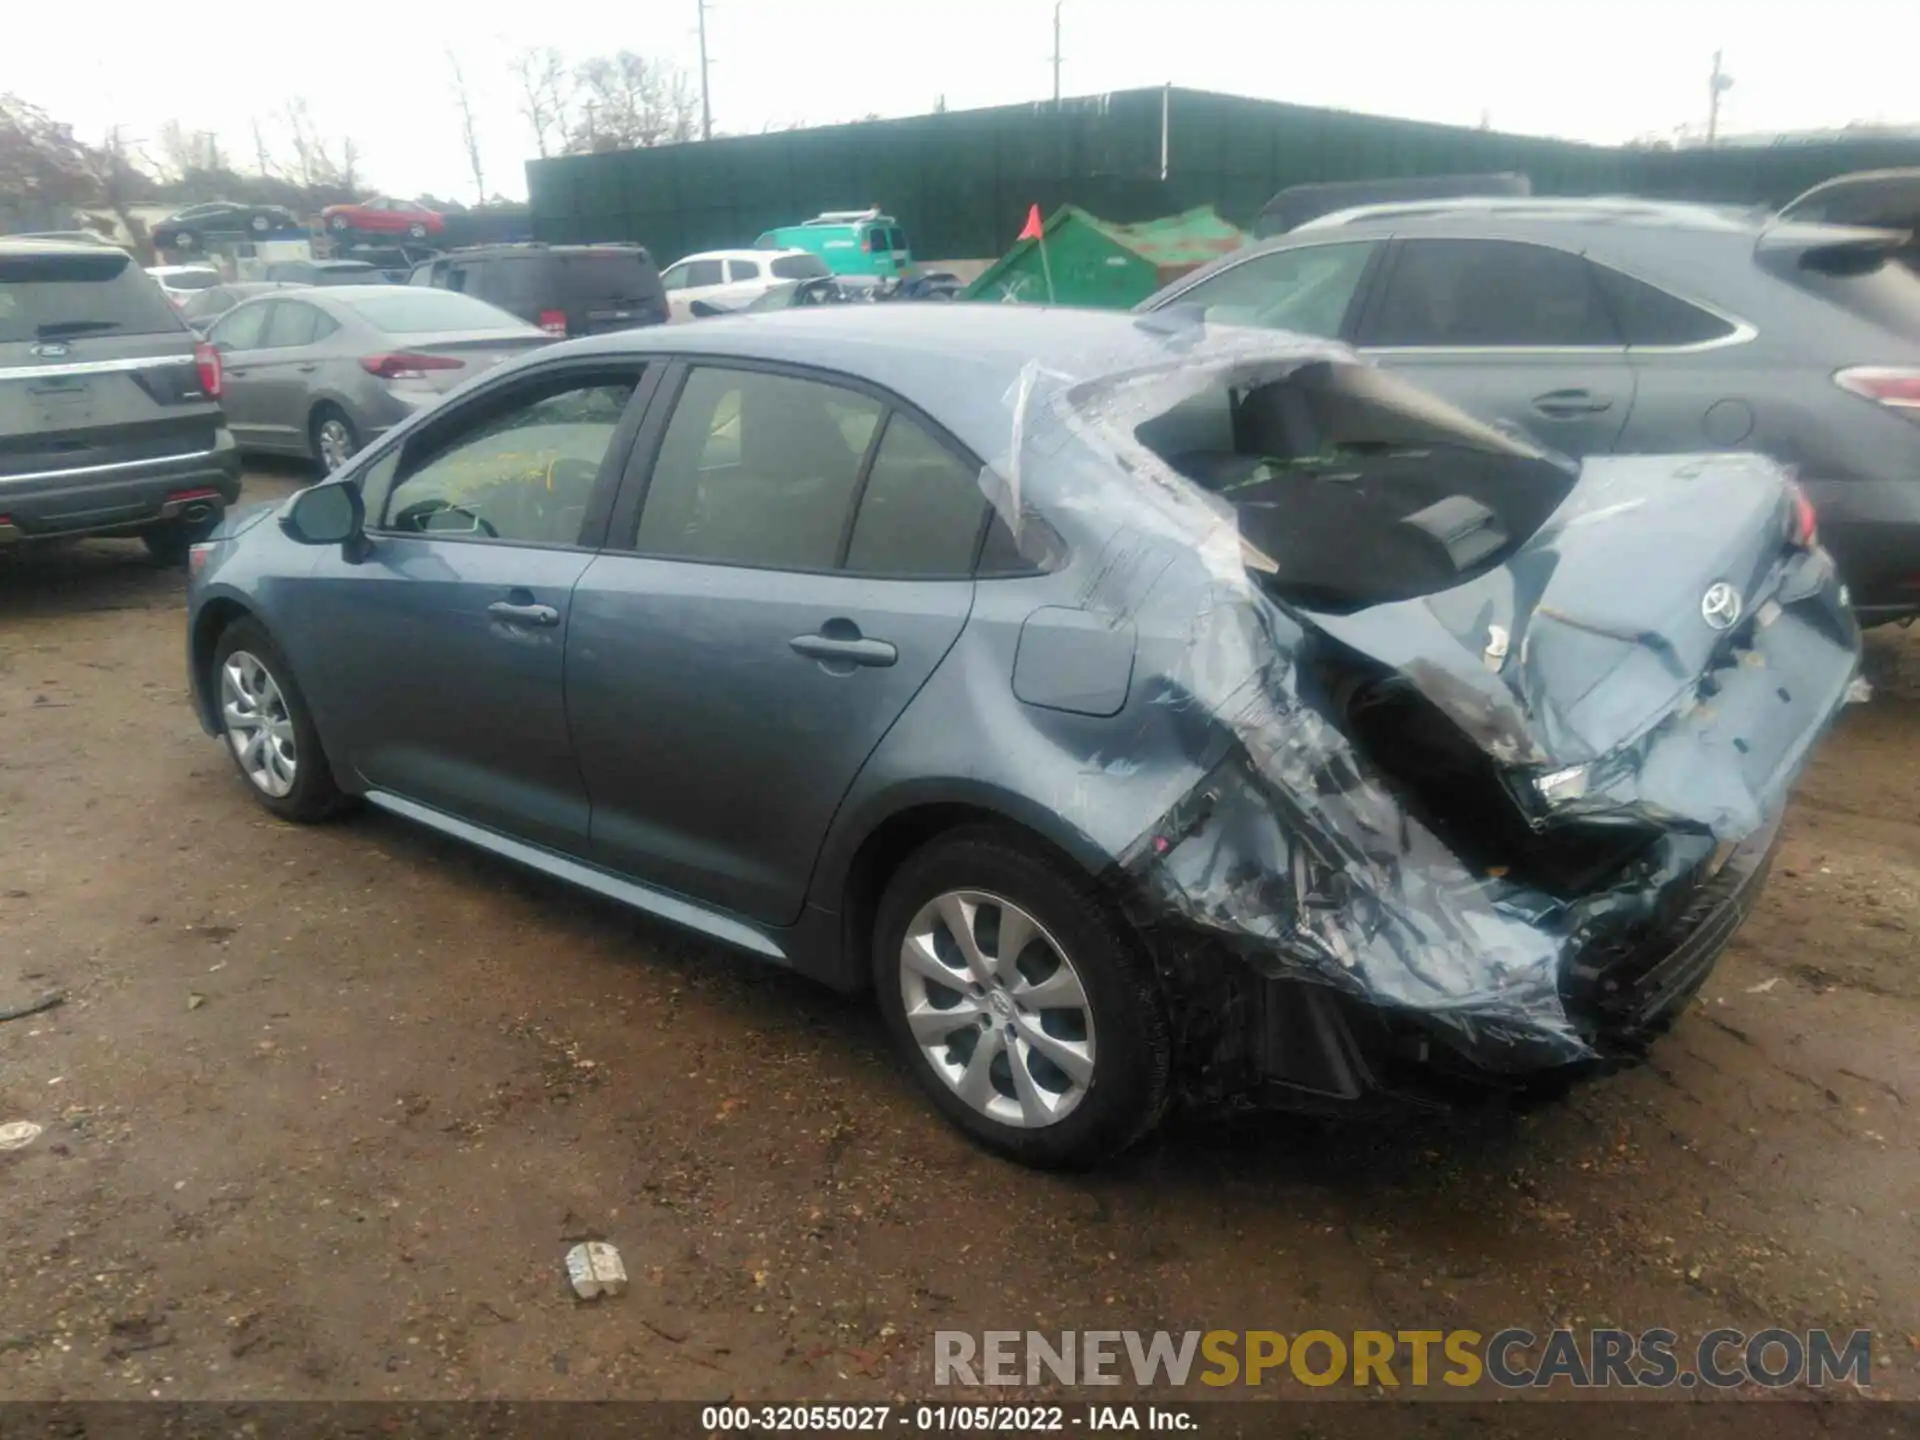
[1134, 359, 1578, 612]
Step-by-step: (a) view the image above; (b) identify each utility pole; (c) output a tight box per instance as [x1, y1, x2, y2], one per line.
[1707, 49, 1733, 145]
[697, 0, 714, 141]
[1051, 1, 1063, 107]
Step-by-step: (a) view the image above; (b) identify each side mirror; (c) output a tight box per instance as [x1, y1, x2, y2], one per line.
[281, 481, 364, 548]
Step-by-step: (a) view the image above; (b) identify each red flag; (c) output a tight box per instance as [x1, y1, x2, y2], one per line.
[1018, 204, 1045, 241]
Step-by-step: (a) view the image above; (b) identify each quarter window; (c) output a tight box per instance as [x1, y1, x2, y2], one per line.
[727, 259, 762, 282]
[845, 414, 986, 576]
[380, 376, 639, 546]
[1362, 239, 1620, 348]
[635, 367, 883, 571]
[1169, 241, 1377, 339]
[1590, 263, 1739, 346]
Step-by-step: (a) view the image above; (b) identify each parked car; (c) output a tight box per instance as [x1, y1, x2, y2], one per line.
[660, 248, 830, 320]
[202, 286, 551, 473]
[1, 237, 238, 562]
[1143, 194, 1920, 624]
[341, 243, 441, 283]
[408, 243, 668, 337]
[263, 259, 388, 286]
[757, 210, 912, 278]
[146, 264, 223, 308]
[322, 198, 444, 241]
[151, 202, 303, 252]
[179, 281, 305, 334]
[182, 307, 1859, 1166]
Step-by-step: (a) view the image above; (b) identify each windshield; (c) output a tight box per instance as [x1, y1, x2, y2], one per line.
[338, 288, 533, 334]
[0, 250, 184, 341]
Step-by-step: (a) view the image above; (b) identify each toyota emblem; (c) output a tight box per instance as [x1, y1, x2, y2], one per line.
[1701, 582, 1743, 631]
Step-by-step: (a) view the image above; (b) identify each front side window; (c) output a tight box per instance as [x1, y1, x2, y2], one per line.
[380, 377, 639, 546]
[1169, 241, 1377, 339]
[635, 367, 883, 571]
[845, 413, 986, 576]
[1362, 239, 1620, 348]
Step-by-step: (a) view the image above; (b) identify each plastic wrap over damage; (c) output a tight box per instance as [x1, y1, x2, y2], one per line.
[976, 324, 1862, 1073]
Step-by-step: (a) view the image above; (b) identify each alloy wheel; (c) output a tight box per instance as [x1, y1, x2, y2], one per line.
[317, 418, 355, 472]
[898, 890, 1096, 1128]
[220, 650, 298, 798]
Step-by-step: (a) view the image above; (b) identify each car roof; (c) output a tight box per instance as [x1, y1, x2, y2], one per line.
[673, 248, 810, 264]
[558, 305, 1337, 457]
[0, 235, 130, 257]
[1288, 194, 1775, 236]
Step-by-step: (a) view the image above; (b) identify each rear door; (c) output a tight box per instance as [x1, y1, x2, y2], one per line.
[566, 361, 983, 925]
[0, 248, 219, 523]
[1354, 237, 1635, 456]
[205, 301, 274, 446]
[245, 299, 338, 450]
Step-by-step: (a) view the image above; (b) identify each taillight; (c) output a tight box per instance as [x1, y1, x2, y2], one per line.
[1784, 479, 1819, 549]
[537, 309, 568, 336]
[194, 340, 222, 399]
[360, 352, 466, 380]
[1835, 366, 1920, 420]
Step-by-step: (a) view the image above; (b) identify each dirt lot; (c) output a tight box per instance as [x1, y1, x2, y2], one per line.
[2, 470, 1917, 1411]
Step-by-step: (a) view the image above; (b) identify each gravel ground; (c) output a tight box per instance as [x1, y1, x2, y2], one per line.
[2, 471, 1916, 1415]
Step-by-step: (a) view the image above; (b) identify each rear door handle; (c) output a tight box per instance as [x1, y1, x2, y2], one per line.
[297, 364, 318, 373]
[789, 634, 897, 667]
[489, 600, 560, 627]
[1531, 388, 1612, 417]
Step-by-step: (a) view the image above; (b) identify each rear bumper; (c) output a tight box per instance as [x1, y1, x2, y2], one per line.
[1158, 821, 1781, 1112]
[0, 434, 243, 543]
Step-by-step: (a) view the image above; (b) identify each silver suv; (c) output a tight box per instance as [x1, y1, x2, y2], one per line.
[1145, 196, 1920, 623]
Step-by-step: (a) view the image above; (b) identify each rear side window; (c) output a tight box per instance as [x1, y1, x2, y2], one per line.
[682, 259, 725, 287]
[208, 302, 269, 351]
[844, 413, 985, 576]
[1590, 264, 1738, 346]
[1168, 241, 1376, 339]
[1362, 239, 1620, 348]
[771, 253, 831, 280]
[0, 250, 184, 342]
[727, 259, 761, 282]
[636, 367, 883, 570]
[261, 302, 335, 348]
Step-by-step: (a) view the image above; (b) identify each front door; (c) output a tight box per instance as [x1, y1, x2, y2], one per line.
[566, 362, 984, 925]
[1355, 237, 1636, 457]
[282, 362, 651, 853]
[204, 300, 274, 447]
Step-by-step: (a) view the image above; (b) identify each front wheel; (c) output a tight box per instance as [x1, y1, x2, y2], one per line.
[211, 619, 347, 823]
[406, 222, 428, 240]
[173, 230, 197, 251]
[327, 214, 350, 232]
[873, 827, 1171, 1168]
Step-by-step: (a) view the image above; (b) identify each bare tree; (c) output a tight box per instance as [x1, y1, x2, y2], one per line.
[512, 46, 573, 159]
[447, 53, 486, 202]
[250, 118, 276, 177]
[566, 51, 699, 152]
[0, 92, 94, 205]
[79, 126, 155, 260]
[280, 99, 358, 195]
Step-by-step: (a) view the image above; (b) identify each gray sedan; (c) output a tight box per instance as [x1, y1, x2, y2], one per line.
[184, 307, 1860, 1167]
[204, 287, 552, 472]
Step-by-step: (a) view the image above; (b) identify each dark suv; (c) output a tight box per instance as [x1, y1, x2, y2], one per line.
[408, 243, 668, 337]
[1, 238, 241, 562]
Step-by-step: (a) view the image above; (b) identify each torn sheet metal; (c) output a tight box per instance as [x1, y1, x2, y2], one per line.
[976, 323, 1862, 1072]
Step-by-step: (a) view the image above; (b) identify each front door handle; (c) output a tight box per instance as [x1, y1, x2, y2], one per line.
[789, 633, 897, 667]
[297, 364, 318, 373]
[489, 600, 559, 627]
[1531, 389, 1612, 417]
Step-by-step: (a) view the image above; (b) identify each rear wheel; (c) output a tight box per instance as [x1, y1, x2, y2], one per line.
[173, 230, 198, 251]
[311, 406, 360, 475]
[141, 508, 222, 566]
[873, 826, 1171, 1168]
[211, 619, 346, 823]
[407, 222, 428, 240]
[327, 214, 350, 233]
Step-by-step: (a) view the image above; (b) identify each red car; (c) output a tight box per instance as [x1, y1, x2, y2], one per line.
[321, 197, 445, 240]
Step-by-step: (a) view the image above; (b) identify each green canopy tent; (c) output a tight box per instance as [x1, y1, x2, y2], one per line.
[965, 204, 1246, 309]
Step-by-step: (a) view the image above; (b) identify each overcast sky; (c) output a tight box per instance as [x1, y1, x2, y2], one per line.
[3, 0, 1915, 202]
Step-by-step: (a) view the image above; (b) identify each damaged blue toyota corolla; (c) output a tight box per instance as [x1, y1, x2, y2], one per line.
[184, 306, 1863, 1167]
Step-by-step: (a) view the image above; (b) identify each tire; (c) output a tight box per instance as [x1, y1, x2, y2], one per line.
[873, 825, 1171, 1168]
[210, 618, 347, 823]
[173, 230, 197, 251]
[328, 214, 350, 232]
[407, 222, 428, 240]
[250, 214, 270, 233]
[310, 406, 360, 475]
[141, 509, 222, 566]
